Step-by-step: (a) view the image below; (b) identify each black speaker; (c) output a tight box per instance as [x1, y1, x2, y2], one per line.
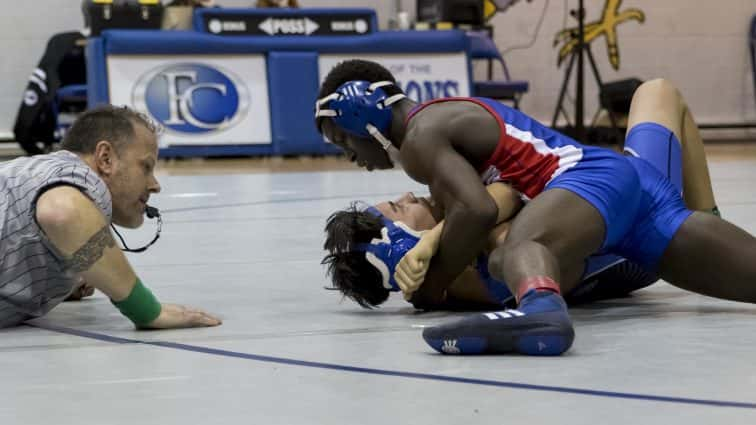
[83, 0, 164, 36]
[599, 78, 643, 114]
[416, 0, 484, 26]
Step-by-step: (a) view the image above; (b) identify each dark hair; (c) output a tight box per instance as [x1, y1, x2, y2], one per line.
[322, 202, 390, 308]
[61, 105, 158, 154]
[316, 59, 404, 133]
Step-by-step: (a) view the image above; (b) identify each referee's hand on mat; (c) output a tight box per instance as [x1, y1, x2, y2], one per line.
[143, 303, 222, 329]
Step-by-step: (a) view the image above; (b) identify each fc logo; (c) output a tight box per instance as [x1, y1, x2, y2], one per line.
[133, 63, 250, 134]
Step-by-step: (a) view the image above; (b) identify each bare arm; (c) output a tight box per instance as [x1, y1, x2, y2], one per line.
[399, 103, 520, 309]
[37, 186, 138, 301]
[401, 182, 521, 260]
[407, 146, 498, 308]
[394, 183, 521, 304]
[396, 233, 501, 310]
[36, 186, 220, 328]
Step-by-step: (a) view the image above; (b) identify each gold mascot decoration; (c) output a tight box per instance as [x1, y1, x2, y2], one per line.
[554, 0, 644, 70]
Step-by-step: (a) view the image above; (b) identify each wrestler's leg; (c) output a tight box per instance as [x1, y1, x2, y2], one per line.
[565, 256, 658, 305]
[573, 79, 726, 304]
[680, 106, 718, 213]
[620, 131, 756, 302]
[489, 188, 606, 298]
[626, 79, 684, 140]
[625, 78, 718, 213]
[422, 189, 606, 355]
[659, 212, 756, 302]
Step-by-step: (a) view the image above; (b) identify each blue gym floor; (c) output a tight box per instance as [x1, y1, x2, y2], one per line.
[1, 146, 755, 425]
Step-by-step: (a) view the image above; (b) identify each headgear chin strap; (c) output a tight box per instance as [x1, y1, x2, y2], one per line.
[315, 80, 406, 151]
[353, 206, 422, 292]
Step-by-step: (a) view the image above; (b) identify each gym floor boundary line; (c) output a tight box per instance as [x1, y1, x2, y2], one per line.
[25, 322, 756, 410]
[160, 191, 416, 214]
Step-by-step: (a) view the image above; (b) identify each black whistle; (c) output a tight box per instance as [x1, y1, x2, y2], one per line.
[112, 205, 162, 253]
[146, 205, 160, 219]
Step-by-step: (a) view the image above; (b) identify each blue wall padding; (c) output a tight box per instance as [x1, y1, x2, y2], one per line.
[99, 29, 469, 55]
[85, 37, 109, 105]
[267, 51, 330, 155]
[88, 28, 470, 157]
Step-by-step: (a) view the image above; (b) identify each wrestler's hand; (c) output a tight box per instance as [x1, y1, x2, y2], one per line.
[143, 303, 222, 329]
[395, 236, 436, 299]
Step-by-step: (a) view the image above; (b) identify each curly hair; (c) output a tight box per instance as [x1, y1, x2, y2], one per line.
[316, 59, 404, 133]
[322, 202, 390, 308]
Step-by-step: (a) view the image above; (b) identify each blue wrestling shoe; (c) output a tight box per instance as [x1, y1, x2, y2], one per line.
[422, 290, 575, 356]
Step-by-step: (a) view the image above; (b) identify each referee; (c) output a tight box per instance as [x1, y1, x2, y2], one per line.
[0, 106, 221, 329]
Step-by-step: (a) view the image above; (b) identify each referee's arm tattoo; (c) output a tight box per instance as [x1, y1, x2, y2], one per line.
[61, 225, 115, 272]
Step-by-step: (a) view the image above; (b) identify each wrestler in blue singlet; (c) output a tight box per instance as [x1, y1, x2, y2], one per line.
[422, 101, 694, 355]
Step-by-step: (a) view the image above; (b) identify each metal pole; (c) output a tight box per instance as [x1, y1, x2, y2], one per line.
[575, 0, 585, 141]
[551, 52, 577, 127]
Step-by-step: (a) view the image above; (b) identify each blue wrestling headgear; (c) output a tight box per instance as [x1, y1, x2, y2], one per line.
[315, 80, 406, 150]
[353, 206, 422, 292]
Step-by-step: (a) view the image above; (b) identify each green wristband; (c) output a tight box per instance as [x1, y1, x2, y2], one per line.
[112, 278, 162, 327]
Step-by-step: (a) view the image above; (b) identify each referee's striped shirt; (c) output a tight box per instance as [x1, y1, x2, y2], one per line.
[0, 150, 112, 328]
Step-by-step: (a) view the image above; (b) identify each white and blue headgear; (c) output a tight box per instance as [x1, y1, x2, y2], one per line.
[315, 80, 406, 150]
[353, 206, 422, 292]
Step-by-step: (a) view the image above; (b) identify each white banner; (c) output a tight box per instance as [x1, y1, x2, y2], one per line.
[108, 55, 271, 146]
[318, 53, 470, 102]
